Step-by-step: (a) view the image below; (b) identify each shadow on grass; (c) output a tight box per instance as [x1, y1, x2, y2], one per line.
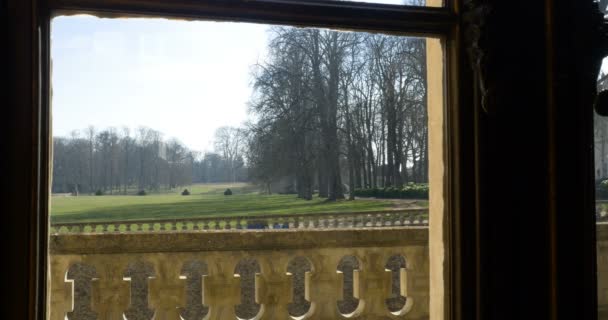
[51, 194, 395, 224]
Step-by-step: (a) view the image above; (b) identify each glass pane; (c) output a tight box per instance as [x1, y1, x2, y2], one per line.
[48, 15, 445, 319]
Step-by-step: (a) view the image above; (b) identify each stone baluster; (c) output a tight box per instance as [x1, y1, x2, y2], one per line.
[343, 216, 351, 228]
[322, 217, 329, 228]
[383, 214, 392, 227]
[268, 217, 275, 229]
[203, 257, 241, 319]
[357, 252, 394, 316]
[300, 217, 307, 229]
[224, 220, 232, 230]
[300, 218, 308, 229]
[257, 256, 293, 318]
[370, 214, 378, 227]
[352, 216, 360, 228]
[113, 223, 122, 233]
[376, 214, 385, 227]
[395, 213, 404, 226]
[308, 254, 344, 318]
[92, 260, 131, 319]
[403, 214, 411, 225]
[354, 215, 361, 227]
[293, 216, 300, 229]
[330, 216, 338, 228]
[149, 258, 186, 320]
[336, 217, 344, 228]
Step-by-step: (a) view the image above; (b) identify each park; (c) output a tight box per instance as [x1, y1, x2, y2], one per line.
[51, 182, 429, 229]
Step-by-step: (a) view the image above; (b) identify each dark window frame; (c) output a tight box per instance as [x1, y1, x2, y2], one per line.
[7, 0, 476, 320]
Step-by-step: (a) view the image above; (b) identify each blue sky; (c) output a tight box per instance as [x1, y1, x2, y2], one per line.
[51, 0, 409, 152]
[52, 16, 269, 152]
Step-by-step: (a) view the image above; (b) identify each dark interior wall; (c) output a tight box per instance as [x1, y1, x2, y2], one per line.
[476, 1, 551, 318]
[2, 0, 44, 319]
[0, 0, 601, 319]
[550, 0, 600, 318]
[472, 0, 599, 318]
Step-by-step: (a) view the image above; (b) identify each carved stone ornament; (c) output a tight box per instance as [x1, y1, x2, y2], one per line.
[463, 0, 493, 114]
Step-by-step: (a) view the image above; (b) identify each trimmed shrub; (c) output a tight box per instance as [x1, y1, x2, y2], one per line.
[181, 189, 190, 196]
[353, 183, 429, 199]
[224, 188, 233, 196]
[137, 189, 147, 196]
[94, 189, 104, 196]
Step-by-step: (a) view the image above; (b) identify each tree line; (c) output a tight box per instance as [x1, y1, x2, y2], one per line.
[52, 126, 247, 194]
[245, 27, 429, 200]
[52, 27, 430, 199]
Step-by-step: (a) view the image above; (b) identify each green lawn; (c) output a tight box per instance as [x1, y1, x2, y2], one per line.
[51, 183, 409, 224]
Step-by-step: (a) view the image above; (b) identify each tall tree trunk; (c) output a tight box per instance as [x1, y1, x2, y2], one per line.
[326, 33, 344, 201]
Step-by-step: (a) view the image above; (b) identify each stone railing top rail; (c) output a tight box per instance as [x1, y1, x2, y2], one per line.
[50, 227, 429, 255]
[50, 208, 428, 227]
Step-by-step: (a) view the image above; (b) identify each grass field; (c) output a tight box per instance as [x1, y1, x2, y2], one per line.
[51, 183, 426, 224]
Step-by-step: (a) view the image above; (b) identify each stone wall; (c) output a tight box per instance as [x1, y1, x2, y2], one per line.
[48, 228, 430, 320]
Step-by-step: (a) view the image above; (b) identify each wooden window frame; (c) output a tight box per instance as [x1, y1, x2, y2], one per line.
[5, 0, 480, 320]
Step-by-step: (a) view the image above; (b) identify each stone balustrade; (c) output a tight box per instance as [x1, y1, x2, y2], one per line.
[50, 209, 429, 234]
[49, 228, 429, 320]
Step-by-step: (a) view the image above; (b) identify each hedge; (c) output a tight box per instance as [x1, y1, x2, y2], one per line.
[353, 184, 429, 199]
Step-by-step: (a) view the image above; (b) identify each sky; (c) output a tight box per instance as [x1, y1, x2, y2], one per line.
[52, 16, 270, 152]
[50, 0, 412, 153]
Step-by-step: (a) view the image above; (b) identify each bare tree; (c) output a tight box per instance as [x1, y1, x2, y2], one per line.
[214, 126, 243, 183]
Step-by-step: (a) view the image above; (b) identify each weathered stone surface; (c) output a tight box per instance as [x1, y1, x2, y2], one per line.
[49, 228, 430, 320]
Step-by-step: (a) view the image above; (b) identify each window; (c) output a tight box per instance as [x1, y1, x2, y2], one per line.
[10, 0, 461, 319]
[9, 1, 606, 320]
